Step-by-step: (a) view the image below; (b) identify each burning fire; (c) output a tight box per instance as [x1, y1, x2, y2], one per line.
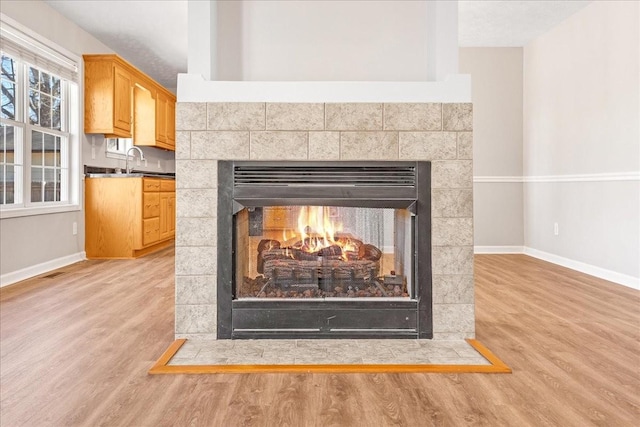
[281, 206, 360, 261]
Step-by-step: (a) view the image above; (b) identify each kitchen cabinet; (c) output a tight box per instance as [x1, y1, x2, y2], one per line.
[84, 60, 133, 137]
[150, 90, 175, 151]
[83, 54, 176, 150]
[85, 176, 175, 259]
[133, 85, 156, 146]
[159, 179, 176, 240]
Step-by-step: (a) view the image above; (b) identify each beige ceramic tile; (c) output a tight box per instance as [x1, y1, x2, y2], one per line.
[176, 160, 217, 189]
[250, 131, 308, 160]
[443, 103, 473, 131]
[175, 131, 191, 160]
[175, 275, 217, 305]
[266, 103, 324, 130]
[432, 304, 475, 334]
[431, 189, 473, 218]
[190, 131, 250, 160]
[175, 304, 216, 334]
[166, 338, 492, 366]
[207, 102, 265, 130]
[432, 218, 473, 246]
[383, 103, 441, 130]
[399, 132, 457, 160]
[340, 132, 398, 160]
[326, 103, 383, 130]
[431, 161, 473, 189]
[176, 217, 216, 247]
[432, 246, 474, 275]
[175, 332, 218, 340]
[432, 275, 475, 304]
[175, 246, 217, 276]
[457, 132, 473, 159]
[308, 132, 340, 160]
[176, 188, 216, 217]
[176, 102, 207, 131]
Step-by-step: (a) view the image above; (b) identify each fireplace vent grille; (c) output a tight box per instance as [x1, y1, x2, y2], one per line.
[233, 165, 416, 187]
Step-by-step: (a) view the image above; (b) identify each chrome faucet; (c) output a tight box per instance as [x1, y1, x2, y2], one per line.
[125, 146, 145, 174]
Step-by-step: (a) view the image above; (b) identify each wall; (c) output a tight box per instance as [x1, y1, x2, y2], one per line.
[0, 0, 175, 284]
[523, 1, 640, 286]
[1, 0, 105, 283]
[459, 48, 524, 250]
[216, 0, 429, 81]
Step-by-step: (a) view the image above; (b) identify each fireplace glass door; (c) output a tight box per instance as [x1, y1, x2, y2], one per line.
[218, 161, 432, 339]
[236, 205, 413, 300]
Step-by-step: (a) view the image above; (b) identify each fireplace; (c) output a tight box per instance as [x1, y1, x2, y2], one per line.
[174, 101, 475, 342]
[217, 161, 431, 339]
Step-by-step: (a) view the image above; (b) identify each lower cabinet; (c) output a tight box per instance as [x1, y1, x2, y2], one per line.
[85, 177, 175, 258]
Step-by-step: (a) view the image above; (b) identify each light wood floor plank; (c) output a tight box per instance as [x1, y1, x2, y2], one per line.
[1, 249, 638, 426]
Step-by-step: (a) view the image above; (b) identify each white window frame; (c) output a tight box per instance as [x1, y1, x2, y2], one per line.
[0, 14, 81, 219]
[105, 137, 133, 160]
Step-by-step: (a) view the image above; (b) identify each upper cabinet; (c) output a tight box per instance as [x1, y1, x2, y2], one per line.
[83, 54, 176, 151]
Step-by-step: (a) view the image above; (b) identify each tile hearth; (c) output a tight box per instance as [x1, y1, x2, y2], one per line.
[168, 339, 490, 366]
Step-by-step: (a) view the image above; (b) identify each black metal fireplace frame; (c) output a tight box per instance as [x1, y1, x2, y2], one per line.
[217, 160, 432, 339]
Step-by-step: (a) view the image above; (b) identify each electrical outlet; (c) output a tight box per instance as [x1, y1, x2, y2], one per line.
[136, 158, 141, 166]
[157, 160, 161, 168]
[72, 222, 78, 235]
[91, 140, 96, 159]
[554, 222, 559, 236]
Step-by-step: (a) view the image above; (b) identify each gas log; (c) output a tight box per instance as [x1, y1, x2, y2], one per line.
[256, 236, 387, 293]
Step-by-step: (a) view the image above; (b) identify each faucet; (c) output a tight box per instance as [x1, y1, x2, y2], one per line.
[125, 146, 145, 174]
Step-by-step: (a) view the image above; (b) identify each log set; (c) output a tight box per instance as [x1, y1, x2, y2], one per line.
[240, 236, 407, 298]
[242, 275, 407, 298]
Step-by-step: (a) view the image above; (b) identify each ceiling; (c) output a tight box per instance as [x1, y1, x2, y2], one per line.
[44, 0, 592, 90]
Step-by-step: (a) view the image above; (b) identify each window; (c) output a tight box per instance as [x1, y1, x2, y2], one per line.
[106, 137, 133, 158]
[0, 16, 80, 217]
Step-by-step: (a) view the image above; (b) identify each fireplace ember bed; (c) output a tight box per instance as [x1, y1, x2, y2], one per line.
[217, 161, 432, 339]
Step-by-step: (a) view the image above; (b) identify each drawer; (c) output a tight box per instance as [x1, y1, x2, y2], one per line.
[143, 192, 160, 218]
[143, 217, 160, 246]
[160, 179, 175, 192]
[143, 178, 161, 192]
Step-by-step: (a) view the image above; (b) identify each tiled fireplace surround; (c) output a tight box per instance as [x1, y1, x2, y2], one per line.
[174, 102, 474, 340]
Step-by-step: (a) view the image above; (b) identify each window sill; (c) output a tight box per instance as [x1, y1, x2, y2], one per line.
[0, 203, 81, 219]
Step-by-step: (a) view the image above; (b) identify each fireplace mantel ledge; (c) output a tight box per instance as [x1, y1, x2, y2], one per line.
[176, 73, 471, 103]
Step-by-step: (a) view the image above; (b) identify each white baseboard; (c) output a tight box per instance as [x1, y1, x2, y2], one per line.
[523, 247, 639, 291]
[474, 246, 525, 254]
[0, 252, 86, 288]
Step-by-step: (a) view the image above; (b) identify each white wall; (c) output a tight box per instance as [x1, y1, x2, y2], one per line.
[460, 48, 524, 249]
[217, 0, 429, 81]
[523, 1, 640, 286]
[0, 0, 175, 284]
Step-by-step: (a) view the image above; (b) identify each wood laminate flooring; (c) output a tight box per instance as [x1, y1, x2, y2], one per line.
[1, 248, 638, 426]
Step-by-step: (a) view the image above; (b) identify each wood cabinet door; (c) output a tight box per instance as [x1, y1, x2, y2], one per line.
[155, 92, 168, 144]
[168, 194, 176, 236]
[113, 65, 132, 135]
[159, 191, 176, 240]
[133, 85, 156, 146]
